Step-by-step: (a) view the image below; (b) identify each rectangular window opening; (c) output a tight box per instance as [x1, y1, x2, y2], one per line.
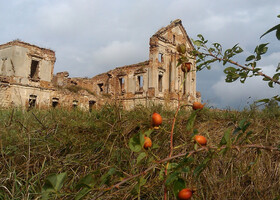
[89, 100, 96, 112]
[73, 100, 78, 108]
[138, 75, 143, 90]
[158, 74, 163, 92]
[52, 97, 59, 108]
[158, 53, 163, 63]
[28, 95, 37, 109]
[173, 35, 176, 44]
[30, 60, 39, 79]
[119, 77, 124, 92]
[97, 83, 104, 92]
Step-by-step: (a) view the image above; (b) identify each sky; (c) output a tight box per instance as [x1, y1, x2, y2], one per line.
[1, 0, 280, 109]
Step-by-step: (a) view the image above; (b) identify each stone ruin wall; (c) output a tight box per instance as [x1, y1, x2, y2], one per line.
[0, 19, 201, 111]
[0, 41, 97, 110]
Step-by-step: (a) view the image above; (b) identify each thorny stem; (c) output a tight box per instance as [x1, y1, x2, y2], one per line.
[103, 144, 279, 192]
[204, 51, 280, 85]
[163, 71, 187, 200]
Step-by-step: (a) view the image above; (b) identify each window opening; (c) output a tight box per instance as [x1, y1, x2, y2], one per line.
[119, 77, 124, 92]
[52, 97, 59, 108]
[73, 100, 78, 108]
[97, 83, 104, 92]
[28, 95, 37, 109]
[158, 74, 163, 92]
[89, 100, 96, 112]
[30, 60, 39, 79]
[173, 35, 176, 44]
[158, 53, 163, 63]
[138, 75, 143, 90]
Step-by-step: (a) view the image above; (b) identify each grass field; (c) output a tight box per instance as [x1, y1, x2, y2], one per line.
[0, 105, 280, 199]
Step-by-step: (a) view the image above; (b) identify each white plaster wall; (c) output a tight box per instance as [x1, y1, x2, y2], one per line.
[0, 46, 15, 76]
[10, 85, 52, 108]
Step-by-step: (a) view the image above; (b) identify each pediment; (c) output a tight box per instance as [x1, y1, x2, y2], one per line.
[152, 19, 194, 49]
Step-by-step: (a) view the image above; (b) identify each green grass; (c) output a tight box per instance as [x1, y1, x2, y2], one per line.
[0, 105, 279, 199]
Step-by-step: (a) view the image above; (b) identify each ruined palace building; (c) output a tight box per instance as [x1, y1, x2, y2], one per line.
[0, 19, 201, 110]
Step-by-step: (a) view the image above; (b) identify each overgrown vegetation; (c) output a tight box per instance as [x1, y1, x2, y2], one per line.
[65, 85, 96, 96]
[1, 12, 280, 200]
[0, 105, 279, 199]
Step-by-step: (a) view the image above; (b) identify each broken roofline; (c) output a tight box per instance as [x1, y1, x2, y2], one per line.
[91, 60, 150, 79]
[0, 40, 55, 55]
[152, 19, 194, 49]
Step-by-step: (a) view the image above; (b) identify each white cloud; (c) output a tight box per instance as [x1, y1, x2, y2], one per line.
[212, 73, 279, 109]
[92, 41, 147, 71]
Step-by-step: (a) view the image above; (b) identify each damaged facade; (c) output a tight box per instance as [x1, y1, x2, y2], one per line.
[0, 19, 200, 110]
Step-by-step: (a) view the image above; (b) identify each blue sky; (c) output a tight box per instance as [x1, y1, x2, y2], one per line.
[1, 0, 279, 109]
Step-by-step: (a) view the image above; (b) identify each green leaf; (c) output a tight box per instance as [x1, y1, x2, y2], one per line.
[252, 68, 261, 74]
[224, 67, 237, 73]
[219, 129, 231, 146]
[233, 45, 243, 53]
[190, 129, 199, 138]
[173, 178, 186, 198]
[193, 40, 202, 47]
[143, 129, 153, 137]
[277, 63, 280, 72]
[167, 163, 179, 172]
[246, 55, 255, 62]
[213, 43, 222, 50]
[186, 111, 197, 132]
[175, 156, 194, 171]
[42, 172, 67, 200]
[277, 28, 280, 40]
[134, 177, 147, 193]
[219, 147, 229, 155]
[181, 167, 190, 173]
[238, 119, 251, 132]
[159, 168, 165, 180]
[260, 24, 280, 40]
[165, 172, 179, 186]
[232, 127, 241, 135]
[140, 133, 145, 147]
[177, 58, 183, 67]
[76, 174, 96, 190]
[263, 77, 271, 81]
[268, 81, 274, 88]
[129, 134, 142, 152]
[245, 131, 253, 139]
[225, 72, 240, 82]
[256, 98, 270, 103]
[197, 34, 205, 41]
[177, 44, 187, 54]
[242, 122, 251, 132]
[151, 143, 160, 149]
[43, 172, 67, 192]
[193, 157, 211, 178]
[100, 168, 116, 186]
[75, 188, 91, 200]
[255, 43, 269, 55]
[273, 73, 280, 81]
[137, 152, 147, 164]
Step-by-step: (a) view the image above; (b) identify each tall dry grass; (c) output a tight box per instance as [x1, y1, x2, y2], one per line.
[0, 105, 279, 199]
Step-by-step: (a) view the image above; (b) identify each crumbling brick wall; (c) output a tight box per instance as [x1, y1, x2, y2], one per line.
[52, 19, 200, 110]
[1, 19, 200, 110]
